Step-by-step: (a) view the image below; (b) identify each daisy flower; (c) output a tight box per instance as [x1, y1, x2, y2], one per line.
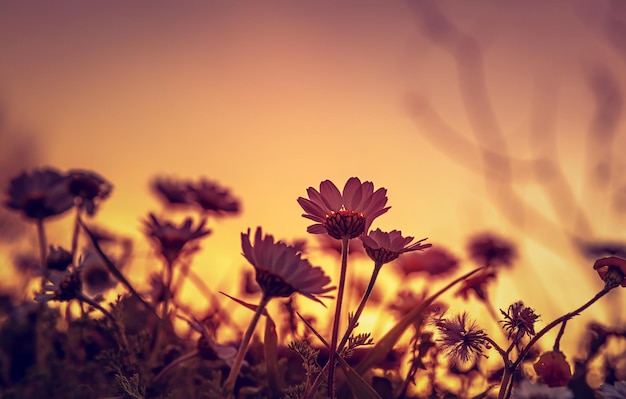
[143, 213, 211, 264]
[241, 227, 334, 303]
[187, 178, 240, 215]
[224, 227, 334, 393]
[360, 228, 431, 265]
[4, 168, 74, 220]
[35, 271, 82, 303]
[396, 246, 459, 278]
[467, 232, 516, 268]
[297, 177, 389, 239]
[65, 169, 112, 216]
[150, 176, 192, 206]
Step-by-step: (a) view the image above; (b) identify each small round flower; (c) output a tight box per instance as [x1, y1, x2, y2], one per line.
[467, 232, 516, 268]
[512, 379, 573, 399]
[533, 351, 572, 388]
[298, 177, 389, 240]
[4, 168, 75, 220]
[593, 256, 626, 288]
[395, 246, 459, 277]
[360, 228, 431, 264]
[435, 312, 491, 366]
[500, 301, 540, 341]
[46, 245, 72, 271]
[241, 227, 335, 304]
[187, 178, 240, 215]
[597, 380, 626, 399]
[35, 271, 82, 302]
[144, 213, 211, 264]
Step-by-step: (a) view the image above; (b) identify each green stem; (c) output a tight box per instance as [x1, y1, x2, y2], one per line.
[327, 235, 350, 399]
[223, 295, 271, 394]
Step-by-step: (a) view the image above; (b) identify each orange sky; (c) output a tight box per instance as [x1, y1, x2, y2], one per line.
[1, 1, 625, 356]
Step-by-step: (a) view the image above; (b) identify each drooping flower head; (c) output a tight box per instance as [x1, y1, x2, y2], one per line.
[396, 246, 459, 278]
[435, 312, 491, 366]
[241, 227, 335, 304]
[360, 228, 431, 265]
[593, 256, 626, 288]
[4, 168, 74, 220]
[500, 301, 540, 341]
[298, 177, 389, 240]
[65, 169, 113, 216]
[187, 178, 240, 215]
[143, 213, 211, 264]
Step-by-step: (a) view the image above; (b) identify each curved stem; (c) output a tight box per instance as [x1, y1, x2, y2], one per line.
[498, 286, 613, 399]
[223, 295, 270, 394]
[553, 320, 567, 352]
[513, 286, 611, 370]
[327, 235, 350, 399]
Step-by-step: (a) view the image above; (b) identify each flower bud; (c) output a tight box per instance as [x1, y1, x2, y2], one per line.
[533, 351, 572, 387]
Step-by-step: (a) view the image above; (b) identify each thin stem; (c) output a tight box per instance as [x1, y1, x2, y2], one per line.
[553, 320, 567, 352]
[161, 260, 174, 320]
[36, 218, 48, 279]
[79, 219, 158, 318]
[223, 294, 271, 395]
[337, 261, 383, 352]
[484, 336, 509, 362]
[70, 204, 83, 264]
[327, 235, 350, 399]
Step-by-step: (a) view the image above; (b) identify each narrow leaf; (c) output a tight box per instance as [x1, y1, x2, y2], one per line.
[264, 313, 281, 396]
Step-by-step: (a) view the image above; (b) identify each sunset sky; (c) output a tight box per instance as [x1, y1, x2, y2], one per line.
[1, 1, 625, 353]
